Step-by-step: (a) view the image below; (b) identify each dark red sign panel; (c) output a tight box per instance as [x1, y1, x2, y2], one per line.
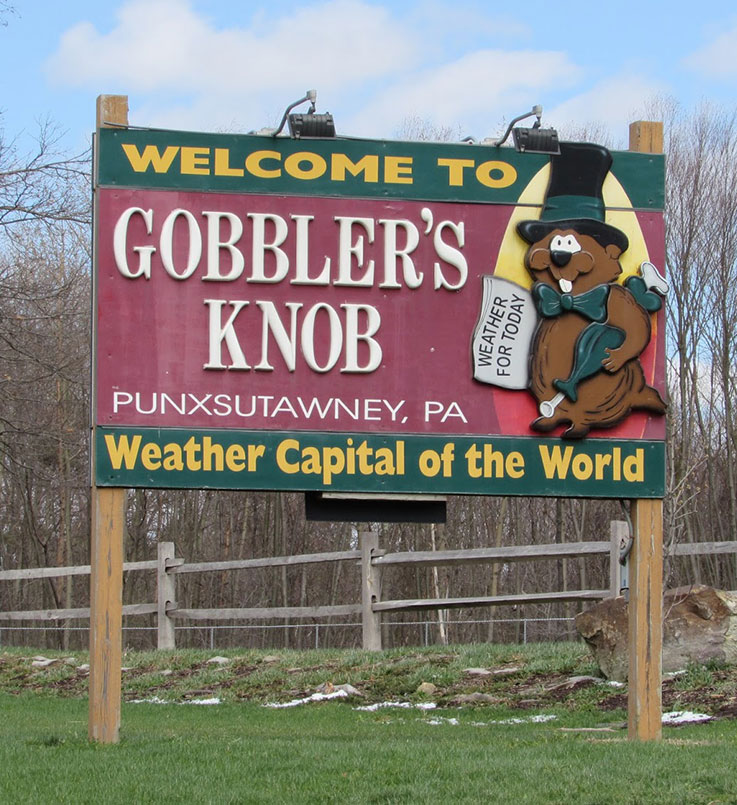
[96, 188, 665, 441]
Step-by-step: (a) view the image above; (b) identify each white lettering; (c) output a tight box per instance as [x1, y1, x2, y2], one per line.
[433, 220, 467, 290]
[334, 216, 375, 287]
[160, 208, 202, 280]
[248, 213, 289, 283]
[203, 299, 251, 370]
[255, 301, 302, 372]
[301, 303, 342, 372]
[202, 211, 244, 281]
[113, 207, 155, 279]
[378, 218, 421, 289]
[341, 304, 382, 373]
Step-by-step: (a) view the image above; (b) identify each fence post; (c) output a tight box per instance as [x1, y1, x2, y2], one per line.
[361, 531, 382, 651]
[610, 520, 628, 597]
[157, 542, 177, 650]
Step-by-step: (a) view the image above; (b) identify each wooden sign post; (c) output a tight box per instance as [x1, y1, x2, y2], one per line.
[89, 95, 128, 744]
[629, 498, 663, 740]
[628, 121, 664, 741]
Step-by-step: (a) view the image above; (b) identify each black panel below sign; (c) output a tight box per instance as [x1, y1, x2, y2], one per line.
[304, 493, 446, 523]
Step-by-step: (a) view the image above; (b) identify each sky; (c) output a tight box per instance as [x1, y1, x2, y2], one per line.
[2, 0, 737, 154]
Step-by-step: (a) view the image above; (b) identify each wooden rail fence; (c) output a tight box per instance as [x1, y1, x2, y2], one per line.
[1, 525, 735, 651]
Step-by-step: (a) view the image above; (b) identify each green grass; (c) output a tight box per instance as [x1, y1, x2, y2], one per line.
[1, 644, 737, 802]
[0, 694, 736, 804]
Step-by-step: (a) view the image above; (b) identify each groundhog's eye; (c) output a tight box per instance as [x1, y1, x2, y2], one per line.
[550, 234, 582, 253]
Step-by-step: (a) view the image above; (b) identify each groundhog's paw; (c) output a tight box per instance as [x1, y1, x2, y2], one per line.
[602, 347, 627, 373]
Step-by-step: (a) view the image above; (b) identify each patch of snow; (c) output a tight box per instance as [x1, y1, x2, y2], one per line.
[207, 656, 230, 665]
[369, 712, 557, 727]
[606, 680, 625, 688]
[128, 696, 221, 706]
[263, 690, 349, 708]
[354, 701, 437, 712]
[662, 710, 713, 724]
[476, 714, 558, 726]
[355, 702, 411, 712]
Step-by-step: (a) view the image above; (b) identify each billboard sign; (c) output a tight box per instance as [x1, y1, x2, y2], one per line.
[93, 128, 666, 496]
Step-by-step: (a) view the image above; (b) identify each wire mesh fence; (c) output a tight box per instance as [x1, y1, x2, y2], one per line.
[0, 616, 578, 651]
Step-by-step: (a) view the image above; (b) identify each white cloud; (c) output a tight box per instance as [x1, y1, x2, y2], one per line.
[51, 0, 656, 140]
[46, 0, 416, 95]
[345, 49, 580, 138]
[683, 21, 737, 79]
[545, 75, 666, 140]
[45, 0, 581, 137]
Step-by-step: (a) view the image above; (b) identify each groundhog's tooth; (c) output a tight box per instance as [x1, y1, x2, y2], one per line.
[559, 279, 573, 293]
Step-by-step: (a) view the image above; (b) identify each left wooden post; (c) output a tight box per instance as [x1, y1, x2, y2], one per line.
[89, 94, 128, 744]
[89, 486, 126, 742]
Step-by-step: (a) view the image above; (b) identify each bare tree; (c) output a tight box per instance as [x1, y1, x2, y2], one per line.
[0, 119, 90, 230]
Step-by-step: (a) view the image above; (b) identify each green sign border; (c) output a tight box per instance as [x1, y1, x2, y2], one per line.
[95, 427, 665, 498]
[95, 127, 664, 210]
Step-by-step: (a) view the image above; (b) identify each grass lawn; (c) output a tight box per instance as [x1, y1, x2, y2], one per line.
[1, 643, 737, 803]
[1, 694, 736, 804]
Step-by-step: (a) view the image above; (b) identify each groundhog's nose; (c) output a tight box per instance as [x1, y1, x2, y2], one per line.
[550, 250, 572, 267]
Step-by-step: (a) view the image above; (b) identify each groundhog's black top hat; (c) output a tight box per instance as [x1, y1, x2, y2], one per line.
[517, 141, 629, 253]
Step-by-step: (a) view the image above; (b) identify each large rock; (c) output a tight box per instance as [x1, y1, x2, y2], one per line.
[575, 585, 737, 681]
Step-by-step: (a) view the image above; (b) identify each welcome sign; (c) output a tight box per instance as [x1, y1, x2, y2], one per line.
[93, 128, 666, 496]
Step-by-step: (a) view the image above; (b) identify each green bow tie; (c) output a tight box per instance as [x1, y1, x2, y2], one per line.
[533, 283, 610, 322]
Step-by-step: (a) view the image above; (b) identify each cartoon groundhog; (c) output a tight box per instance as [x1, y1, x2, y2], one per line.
[517, 142, 667, 439]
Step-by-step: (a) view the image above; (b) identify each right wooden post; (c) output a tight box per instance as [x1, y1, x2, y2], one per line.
[628, 119, 664, 741]
[628, 499, 663, 740]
